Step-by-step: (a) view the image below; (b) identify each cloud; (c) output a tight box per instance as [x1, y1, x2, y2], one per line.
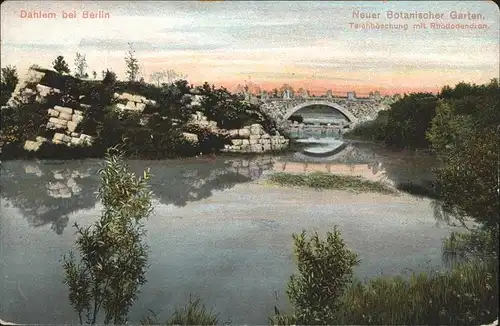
[295, 59, 496, 72]
[2, 43, 67, 51]
[78, 38, 225, 52]
[241, 71, 365, 82]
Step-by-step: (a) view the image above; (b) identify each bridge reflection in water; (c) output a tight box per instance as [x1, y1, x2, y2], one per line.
[273, 161, 391, 186]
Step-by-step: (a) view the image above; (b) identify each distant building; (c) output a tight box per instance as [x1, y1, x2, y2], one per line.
[347, 91, 356, 100]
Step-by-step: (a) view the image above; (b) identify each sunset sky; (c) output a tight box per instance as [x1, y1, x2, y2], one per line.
[1, 0, 499, 95]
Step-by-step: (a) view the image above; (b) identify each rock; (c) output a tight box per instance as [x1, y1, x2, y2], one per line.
[79, 134, 94, 145]
[250, 123, 264, 135]
[182, 132, 198, 143]
[7, 68, 46, 107]
[53, 133, 65, 142]
[70, 137, 82, 146]
[231, 139, 243, 146]
[115, 103, 127, 111]
[73, 109, 83, 116]
[249, 134, 261, 140]
[35, 136, 48, 143]
[54, 105, 73, 115]
[58, 112, 72, 121]
[67, 121, 78, 132]
[48, 108, 59, 117]
[72, 114, 83, 123]
[135, 102, 146, 111]
[250, 144, 263, 152]
[263, 144, 272, 151]
[241, 139, 250, 145]
[23, 140, 41, 151]
[259, 138, 271, 145]
[36, 84, 60, 97]
[238, 128, 251, 138]
[228, 129, 239, 137]
[125, 101, 136, 110]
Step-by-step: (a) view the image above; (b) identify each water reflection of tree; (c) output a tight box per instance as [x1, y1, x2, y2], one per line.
[359, 143, 469, 228]
[0, 161, 100, 235]
[0, 157, 271, 234]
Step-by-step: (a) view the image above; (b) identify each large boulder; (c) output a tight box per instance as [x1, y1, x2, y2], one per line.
[182, 132, 198, 143]
[238, 128, 251, 138]
[249, 123, 264, 135]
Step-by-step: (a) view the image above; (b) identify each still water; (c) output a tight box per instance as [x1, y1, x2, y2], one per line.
[0, 138, 463, 324]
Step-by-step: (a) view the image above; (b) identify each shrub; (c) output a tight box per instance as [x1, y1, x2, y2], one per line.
[141, 296, 226, 325]
[270, 229, 359, 325]
[337, 261, 498, 325]
[62, 149, 153, 324]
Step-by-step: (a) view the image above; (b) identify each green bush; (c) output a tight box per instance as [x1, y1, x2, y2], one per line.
[343, 115, 387, 142]
[270, 229, 360, 325]
[270, 228, 498, 326]
[338, 261, 498, 325]
[62, 149, 153, 324]
[141, 296, 226, 325]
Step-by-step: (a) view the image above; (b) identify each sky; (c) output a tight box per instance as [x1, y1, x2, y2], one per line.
[1, 0, 499, 95]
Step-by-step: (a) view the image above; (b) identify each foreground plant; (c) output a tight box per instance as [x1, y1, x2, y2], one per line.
[62, 148, 153, 324]
[141, 295, 226, 325]
[270, 228, 359, 325]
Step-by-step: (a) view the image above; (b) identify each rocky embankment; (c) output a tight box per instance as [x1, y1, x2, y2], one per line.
[3, 68, 289, 155]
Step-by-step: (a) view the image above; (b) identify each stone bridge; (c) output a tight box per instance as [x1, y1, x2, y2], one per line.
[259, 96, 386, 128]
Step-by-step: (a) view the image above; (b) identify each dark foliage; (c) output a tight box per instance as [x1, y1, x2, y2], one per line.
[1, 65, 19, 105]
[288, 115, 304, 124]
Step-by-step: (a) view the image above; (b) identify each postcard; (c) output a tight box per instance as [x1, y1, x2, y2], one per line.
[1, 1, 499, 325]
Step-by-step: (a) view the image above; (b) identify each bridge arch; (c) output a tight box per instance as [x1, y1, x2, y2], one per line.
[283, 101, 358, 123]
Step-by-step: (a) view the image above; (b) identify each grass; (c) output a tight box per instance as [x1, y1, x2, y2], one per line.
[336, 260, 498, 325]
[141, 296, 227, 325]
[267, 171, 397, 194]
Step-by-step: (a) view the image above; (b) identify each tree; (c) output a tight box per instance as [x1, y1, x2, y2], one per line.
[427, 79, 499, 229]
[426, 79, 499, 265]
[270, 228, 359, 325]
[383, 93, 438, 149]
[0, 65, 19, 105]
[62, 149, 153, 324]
[125, 43, 140, 82]
[74, 52, 89, 79]
[102, 69, 117, 85]
[150, 71, 167, 87]
[53, 55, 70, 74]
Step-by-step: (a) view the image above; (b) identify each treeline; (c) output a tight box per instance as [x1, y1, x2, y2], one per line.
[345, 79, 499, 149]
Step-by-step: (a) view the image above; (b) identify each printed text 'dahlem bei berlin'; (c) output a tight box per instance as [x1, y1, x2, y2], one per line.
[19, 10, 110, 19]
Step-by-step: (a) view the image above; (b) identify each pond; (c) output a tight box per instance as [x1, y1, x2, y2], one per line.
[0, 140, 464, 324]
